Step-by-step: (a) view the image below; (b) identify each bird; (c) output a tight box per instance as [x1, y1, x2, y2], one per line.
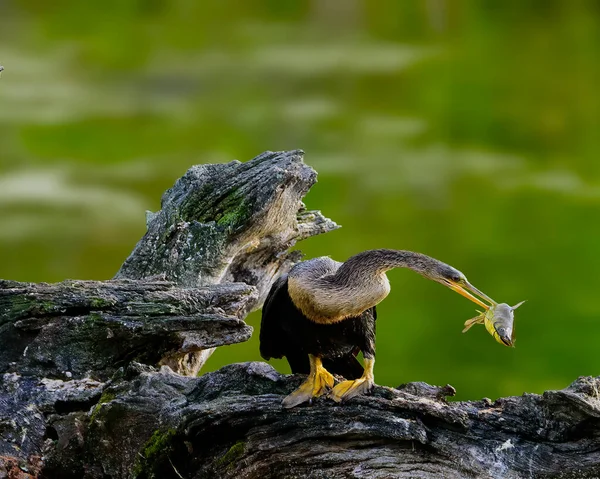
[260, 248, 496, 408]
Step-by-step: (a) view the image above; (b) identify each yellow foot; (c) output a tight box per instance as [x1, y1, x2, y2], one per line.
[329, 377, 374, 403]
[329, 358, 376, 403]
[282, 357, 335, 408]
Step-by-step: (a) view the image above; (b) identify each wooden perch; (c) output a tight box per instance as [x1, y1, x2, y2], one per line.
[82, 363, 600, 479]
[1, 150, 599, 479]
[0, 280, 254, 380]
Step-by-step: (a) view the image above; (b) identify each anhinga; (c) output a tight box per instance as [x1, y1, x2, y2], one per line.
[260, 249, 496, 408]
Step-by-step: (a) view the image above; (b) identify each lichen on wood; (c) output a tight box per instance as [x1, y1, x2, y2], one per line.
[115, 149, 338, 308]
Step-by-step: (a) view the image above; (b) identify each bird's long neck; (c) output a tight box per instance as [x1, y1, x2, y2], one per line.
[289, 249, 444, 324]
[333, 249, 438, 284]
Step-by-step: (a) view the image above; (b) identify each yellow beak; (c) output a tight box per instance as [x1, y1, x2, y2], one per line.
[447, 280, 496, 310]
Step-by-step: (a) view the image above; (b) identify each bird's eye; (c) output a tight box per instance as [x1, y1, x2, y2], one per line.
[450, 273, 462, 283]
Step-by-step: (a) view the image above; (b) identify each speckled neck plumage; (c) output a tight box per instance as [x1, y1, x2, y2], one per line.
[287, 249, 448, 324]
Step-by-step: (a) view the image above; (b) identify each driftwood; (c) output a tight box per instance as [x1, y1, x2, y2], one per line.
[1, 150, 599, 479]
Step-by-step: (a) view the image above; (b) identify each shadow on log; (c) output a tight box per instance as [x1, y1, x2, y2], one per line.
[1, 150, 599, 479]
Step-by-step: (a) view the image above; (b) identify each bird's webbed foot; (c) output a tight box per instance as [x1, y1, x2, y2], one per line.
[282, 355, 335, 408]
[329, 377, 374, 402]
[329, 357, 375, 403]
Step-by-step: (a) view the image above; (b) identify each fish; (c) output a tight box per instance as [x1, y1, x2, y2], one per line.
[462, 301, 525, 347]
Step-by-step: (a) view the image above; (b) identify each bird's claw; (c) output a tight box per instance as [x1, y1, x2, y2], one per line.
[282, 366, 335, 408]
[329, 377, 374, 402]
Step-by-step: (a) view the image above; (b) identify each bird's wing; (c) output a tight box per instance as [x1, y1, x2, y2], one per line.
[260, 274, 312, 373]
[260, 262, 378, 378]
[259, 274, 291, 361]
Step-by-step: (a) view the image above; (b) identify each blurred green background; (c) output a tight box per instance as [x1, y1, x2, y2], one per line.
[1, 0, 599, 401]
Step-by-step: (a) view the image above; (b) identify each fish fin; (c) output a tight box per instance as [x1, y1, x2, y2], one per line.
[511, 300, 526, 310]
[462, 315, 484, 333]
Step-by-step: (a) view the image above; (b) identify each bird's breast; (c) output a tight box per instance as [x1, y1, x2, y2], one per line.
[288, 273, 390, 324]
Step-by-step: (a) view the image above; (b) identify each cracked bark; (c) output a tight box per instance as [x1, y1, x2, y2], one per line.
[1, 150, 599, 479]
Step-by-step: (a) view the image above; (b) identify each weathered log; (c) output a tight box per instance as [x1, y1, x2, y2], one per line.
[0, 279, 254, 380]
[48, 362, 600, 479]
[0, 150, 337, 478]
[1, 150, 599, 479]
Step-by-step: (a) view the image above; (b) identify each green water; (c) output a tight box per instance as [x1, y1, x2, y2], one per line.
[1, 1, 600, 400]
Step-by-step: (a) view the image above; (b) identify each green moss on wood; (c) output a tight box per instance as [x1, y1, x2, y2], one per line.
[215, 441, 245, 469]
[39, 301, 56, 313]
[1, 294, 117, 325]
[132, 428, 177, 478]
[143, 429, 176, 459]
[0, 298, 31, 322]
[89, 297, 112, 309]
[89, 390, 117, 423]
[0, 297, 58, 324]
[217, 204, 250, 227]
[99, 391, 116, 405]
[87, 312, 104, 322]
[216, 194, 252, 230]
[184, 186, 254, 229]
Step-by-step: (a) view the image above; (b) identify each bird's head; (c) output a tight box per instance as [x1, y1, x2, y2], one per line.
[424, 263, 496, 311]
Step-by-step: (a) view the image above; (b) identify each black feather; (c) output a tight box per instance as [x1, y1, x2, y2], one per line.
[260, 276, 376, 380]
